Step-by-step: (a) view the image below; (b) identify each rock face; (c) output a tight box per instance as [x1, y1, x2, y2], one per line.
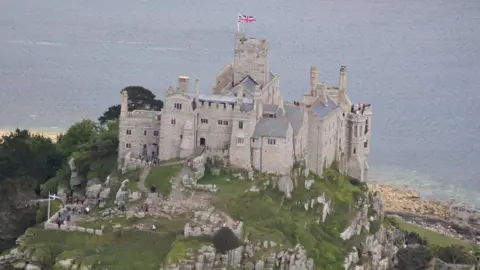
[115, 179, 131, 206]
[161, 242, 314, 270]
[68, 157, 83, 188]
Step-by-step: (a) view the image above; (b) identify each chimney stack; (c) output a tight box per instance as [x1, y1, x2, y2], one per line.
[178, 76, 189, 92]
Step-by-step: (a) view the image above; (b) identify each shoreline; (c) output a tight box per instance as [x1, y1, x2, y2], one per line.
[368, 182, 480, 244]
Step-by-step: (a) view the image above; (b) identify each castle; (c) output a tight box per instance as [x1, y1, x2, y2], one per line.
[118, 30, 372, 181]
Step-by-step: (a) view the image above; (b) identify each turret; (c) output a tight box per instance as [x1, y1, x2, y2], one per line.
[120, 89, 128, 118]
[310, 66, 319, 95]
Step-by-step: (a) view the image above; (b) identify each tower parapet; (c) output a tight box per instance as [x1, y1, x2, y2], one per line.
[233, 31, 269, 86]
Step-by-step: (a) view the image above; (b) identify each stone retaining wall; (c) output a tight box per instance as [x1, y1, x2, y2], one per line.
[43, 208, 103, 235]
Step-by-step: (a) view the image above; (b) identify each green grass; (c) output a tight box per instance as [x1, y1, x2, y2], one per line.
[164, 235, 211, 265]
[21, 229, 177, 270]
[390, 217, 476, 248]
[202, 166, 367, 270]
[145, 164, 183, 197]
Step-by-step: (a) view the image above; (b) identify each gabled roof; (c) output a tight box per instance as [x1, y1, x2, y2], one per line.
[311, 97, 339, 118]
[284, 105, 303, 136]
[253, 117, 290, 138]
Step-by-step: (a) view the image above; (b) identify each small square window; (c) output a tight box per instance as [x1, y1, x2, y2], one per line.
[126, 143, 131, 148]
[236, 137, 244, 145]
[267, 138, 276, 145]
[154, 131, 159, 136]
[174, 103, 182, 110]
[238, 121, 244, 129]
[171, 119, 176, 125]
[126, 129, 132, 135]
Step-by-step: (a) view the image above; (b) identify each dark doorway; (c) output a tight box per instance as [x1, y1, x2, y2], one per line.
[200, 137, 206, 146]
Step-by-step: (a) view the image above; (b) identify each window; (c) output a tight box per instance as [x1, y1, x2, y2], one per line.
[364, 140, 368, 148]
[180, 135, 183, 139]
[201, 118, 208, 124]
[236, 137, 244, 145]
[126, 129, 132, 135]
[174, 103, 182, 110]
[154, 131, 159, 136]
[218, 120, 228, 126]
[126, 143, 131, 148]
[238, 121, 244, 129]
[171, 119, 176, 125]
[144, 130, 147, 136]
[353, 148, 356, 154]
[267, 138, 276, 145]
[365, 119, 369, 134]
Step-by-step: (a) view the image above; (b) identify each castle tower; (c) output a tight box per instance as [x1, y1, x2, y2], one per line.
[233, 31, 269, 87]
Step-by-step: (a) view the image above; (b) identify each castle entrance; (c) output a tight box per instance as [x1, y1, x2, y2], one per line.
[200, 137, 206, 146]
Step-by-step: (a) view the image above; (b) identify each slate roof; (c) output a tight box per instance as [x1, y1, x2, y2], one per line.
[311, 97, 338, 118]
[253, 117, 290, 138]
[263, 104, 278, 113]
[194, 93, 253, 104]
[252, 102, 305, 138]
[284, 105, 303, 136]
[239, 76, 258, 93]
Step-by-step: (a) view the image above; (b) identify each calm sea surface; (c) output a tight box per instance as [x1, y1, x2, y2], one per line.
[1, 0, 479, 206]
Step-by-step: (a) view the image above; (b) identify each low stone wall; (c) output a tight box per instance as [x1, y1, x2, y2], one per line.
[43, 208, 103, 235]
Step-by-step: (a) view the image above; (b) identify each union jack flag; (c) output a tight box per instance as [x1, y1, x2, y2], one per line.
[238, 13, 256, 23]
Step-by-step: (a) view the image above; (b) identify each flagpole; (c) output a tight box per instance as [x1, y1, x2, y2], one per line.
[237, 12, 240, 33]
[47, 191, 51, 220]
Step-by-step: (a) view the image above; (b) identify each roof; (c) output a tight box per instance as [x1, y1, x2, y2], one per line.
[269, 72, 275, 82]
[311, 97, 338, 118]
[263, 104, 278, 113]
[253, 117, 290, 138]
[238, 76, 258, 93]
[284, 104, 303, 135]
[192, 93, 253, 104]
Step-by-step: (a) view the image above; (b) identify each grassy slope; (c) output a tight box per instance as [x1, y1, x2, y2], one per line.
[145, 164, 183, 197]
[14, 165, 369, 269]
[21, 229, 176, 270]
[389, 216, 477, 248]
[200, 167, 368, 270]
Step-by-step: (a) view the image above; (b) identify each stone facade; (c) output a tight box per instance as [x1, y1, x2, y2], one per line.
[118, 30, 372, 181]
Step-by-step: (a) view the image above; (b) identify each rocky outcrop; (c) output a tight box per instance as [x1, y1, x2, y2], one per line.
[115, 179, 140, 207]
[68, 157, 84, 188]
[162, 242, 314, 270]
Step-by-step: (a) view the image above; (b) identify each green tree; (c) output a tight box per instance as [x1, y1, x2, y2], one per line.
[98, 86, 164, 124]
[57, 120, 98, 157]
